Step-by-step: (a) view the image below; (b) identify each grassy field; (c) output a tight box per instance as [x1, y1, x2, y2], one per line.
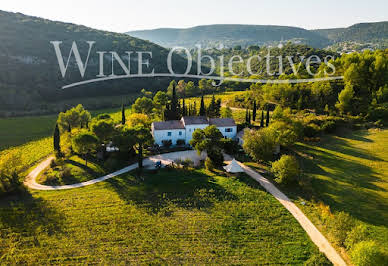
[0, 108, 123, 151]
[0, 168, 319, 264]
[293, 129, 388, 257]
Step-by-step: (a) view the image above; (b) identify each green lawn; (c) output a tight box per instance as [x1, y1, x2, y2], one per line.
[36, 155, 109, 186]
[0, 108, 123, 151]
[293, 129, 388, 255]
[0, 168, 319, 264]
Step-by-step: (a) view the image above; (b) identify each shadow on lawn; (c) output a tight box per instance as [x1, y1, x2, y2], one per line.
[107, 168, 237, 214]
[295, 134, 388, 226]
[0, 188, 64, 236]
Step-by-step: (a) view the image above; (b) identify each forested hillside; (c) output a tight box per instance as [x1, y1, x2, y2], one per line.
[0, 10, 190, 115]
[314, 21, 388, 45]
[127, 24, 331, 49]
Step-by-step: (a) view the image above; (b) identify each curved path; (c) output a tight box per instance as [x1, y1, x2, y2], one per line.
[238, 162, 347, 266]
[24, 151, 346, 265]
[24, 150, 205, 191]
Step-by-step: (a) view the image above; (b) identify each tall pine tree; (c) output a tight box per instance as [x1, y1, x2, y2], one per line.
[121, 103, 126, 125]
[252, 100, 257, 121]
[199, 94, 206, 116]
[266, 107, 270, 127]
[53, 123, 61, 156]
[260, 110, 264, 127]
[171, 82, 179, 115]
[182, 98, 186, 117]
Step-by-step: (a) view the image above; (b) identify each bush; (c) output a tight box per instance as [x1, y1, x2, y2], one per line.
[322, 120, 336, 133]
[304, 252, 331, 266]
[303, 123, 321, 137]
[207, 149, 224, 167]
[176, 139, 185, 146]
[205, 157, 214, 171]
[0, 151, 21, 194]
[271, 155, 300, 185]
[221, 138, 239, 155]
[59, 167, 72, 180]
[345, 224, 371, 250]
[350, 241, 387, 266]
[162, 140, 172, 148]
[103, 157, 122, 171]
[368, 106, 388, 125]
[243, 128, 276, 162]
[327, 211, 355, 246]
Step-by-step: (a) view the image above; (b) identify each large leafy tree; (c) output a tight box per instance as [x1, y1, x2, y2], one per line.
[190, 125, 224, 166]
[72, 132, 99, 166]
[90, 119, 116, 144]
[243, 128, 276, 162]
[57, 104, 91, 132]
[132, 97, 154, 115]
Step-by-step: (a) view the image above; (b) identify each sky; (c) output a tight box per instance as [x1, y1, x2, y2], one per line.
[1, 0, 388, 33]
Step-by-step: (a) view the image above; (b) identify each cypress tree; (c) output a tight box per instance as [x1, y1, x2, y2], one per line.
[121, 103, 126, 125]
[252, 100, 257, 121]
[193, 101, 197, 116]
[266, 107, 270, 127]
[260, 110, 264, 127]
[53, 123, 61, 156]
[199, 95, 206, 116]
[171, 82, 179, 118]
[182, 98, 186, 117]
[245, 108, 249, 124]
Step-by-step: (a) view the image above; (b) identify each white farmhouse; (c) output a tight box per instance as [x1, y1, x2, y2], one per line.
[151, 116, 237, 146]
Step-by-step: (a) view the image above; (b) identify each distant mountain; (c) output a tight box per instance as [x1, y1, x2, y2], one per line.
[127, 24, 332, 49]
[313, 21, 388, 43]
[0, 10, 190, 114]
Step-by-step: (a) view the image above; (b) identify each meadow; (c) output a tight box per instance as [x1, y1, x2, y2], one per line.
[293, 129, 388, 257]
[0, 168, 320, 264]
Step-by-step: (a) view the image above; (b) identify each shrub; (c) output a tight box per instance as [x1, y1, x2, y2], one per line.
[243, 128, 276, 162]
[176, 139, 185, 146]
[271, 155, 300, 185]
[304, 252, 331, 266]
[368, 106, 388, 125]
[0, 151, 21, 194]
[104, 157, 122, 171]
[350, 241, 387, 266]
[322, 120, 336, 133]
[205, 157, 214, 171]
[59, 167, 72, 180]
[303, 123, 321, 137]
[207, 149, 224, 167]
[327, 211, 355, 246]
[181, 158, 194, 169]
[162, 140, 172, 148]
[221, 138, 239, 155]
[345, 224, 371, 250]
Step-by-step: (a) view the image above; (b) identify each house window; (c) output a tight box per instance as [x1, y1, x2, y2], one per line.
[225, 128, 233, 133]
[179, 131, 182, 136]
[167, 132, 172, 137]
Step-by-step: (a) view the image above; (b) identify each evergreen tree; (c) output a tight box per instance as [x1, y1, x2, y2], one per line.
[182, 98, 186, 117]
[260, 110, 264, 127]
[199, 94, 206, 116]
[215, 99, 221, 117]
[53, 123, 61, 156]
[207, 94, 217, 117]
[245, 108, 249, 124]
[266, 107, 270, 127]
[121, 103, 126, 125]
[193, 101, 197, 116]
[252, 100, 257, 121]
[171, 82, 179, 118]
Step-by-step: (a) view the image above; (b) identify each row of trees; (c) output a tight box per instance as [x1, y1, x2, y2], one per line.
[54, 105, 153, 168]
[247, 50, 388, 121]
